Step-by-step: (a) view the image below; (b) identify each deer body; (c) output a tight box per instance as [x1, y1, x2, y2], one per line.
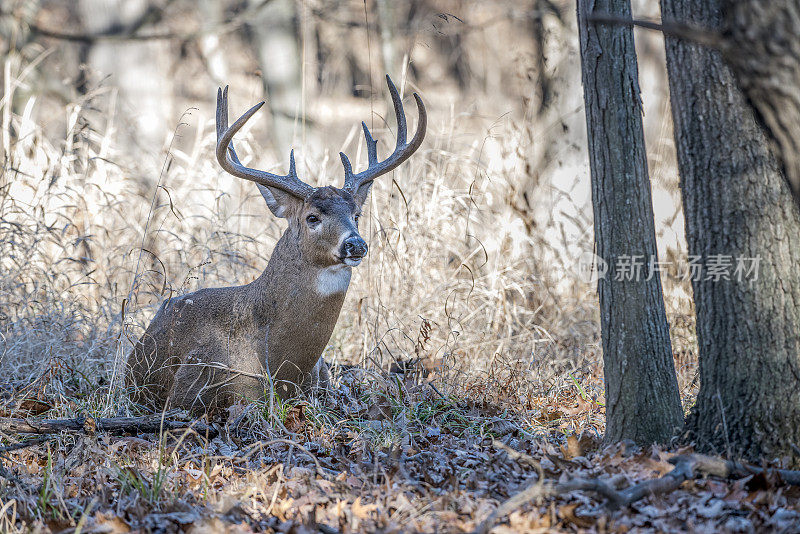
[129, 226, 347, 412]
[127, 76, 426, 414]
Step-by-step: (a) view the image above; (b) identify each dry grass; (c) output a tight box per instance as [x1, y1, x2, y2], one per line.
[0, 56, 607, 406]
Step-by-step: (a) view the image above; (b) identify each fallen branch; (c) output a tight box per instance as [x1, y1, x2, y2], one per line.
[491, 439, 544, 473]
[0, 437, 51, 454]
[0, 416, 217, 438]
[476, 453, 800, 533]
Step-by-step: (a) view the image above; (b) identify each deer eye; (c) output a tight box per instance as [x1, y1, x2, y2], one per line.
[306, 214, 320, 226]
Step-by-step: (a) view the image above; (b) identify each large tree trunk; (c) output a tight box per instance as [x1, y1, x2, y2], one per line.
[661, 0, 800, 461]
[577, 0, 683, 444]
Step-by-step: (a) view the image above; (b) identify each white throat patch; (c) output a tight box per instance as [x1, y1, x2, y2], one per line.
[316, 264, 352, 297]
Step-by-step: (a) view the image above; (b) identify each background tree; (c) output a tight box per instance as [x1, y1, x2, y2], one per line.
[246, 0, 302, 154]
[576, 0, 683, 444]
[77, 0, 172, 151]
[661, 0, 800, 460]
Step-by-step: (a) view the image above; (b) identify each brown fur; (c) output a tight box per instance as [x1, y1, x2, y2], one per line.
[126, 187, 362, 413]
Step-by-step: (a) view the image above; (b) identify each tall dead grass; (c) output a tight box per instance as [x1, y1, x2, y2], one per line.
[0, 57, 605, 420]
[0, 37, 700, 436]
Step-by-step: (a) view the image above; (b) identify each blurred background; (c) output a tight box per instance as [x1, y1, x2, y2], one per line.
[0, 0, 694, 418]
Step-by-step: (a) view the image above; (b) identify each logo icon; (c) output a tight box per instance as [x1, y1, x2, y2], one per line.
[574, 251, 607, 283]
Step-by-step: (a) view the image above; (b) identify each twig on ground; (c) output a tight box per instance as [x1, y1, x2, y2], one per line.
[477, 441, 547, 534]
[491, 439, 544, 473]
[0, 416, 217, 438]
[244, 438, 335, 479]
[476, 452, 800, 533]
[0, 436, 51, 453]
[475, 476, 546, 534]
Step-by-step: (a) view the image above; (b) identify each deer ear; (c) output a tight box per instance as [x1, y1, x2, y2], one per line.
[352, 180, 374, 208]
[258, 184, 302, 218]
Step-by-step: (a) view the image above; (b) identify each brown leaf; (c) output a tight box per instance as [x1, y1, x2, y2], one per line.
[16, 398, 53, 416]
[284, 405, 307, 434]
[487, 417, 517, 436]
[352, 497, 378, 519]
[561, 435, 581, 460]
[558, 503, 595, 528]
[642, 456, 677, 477]
[577, 432, 600, 455]
[541, 408, 565, 422]
[367, 393, 393, 421]
[84, 416, 97, 434]
[93, 512, 131, 533]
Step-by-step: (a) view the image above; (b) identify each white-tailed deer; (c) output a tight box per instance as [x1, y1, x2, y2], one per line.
[126, 76, 426, 413]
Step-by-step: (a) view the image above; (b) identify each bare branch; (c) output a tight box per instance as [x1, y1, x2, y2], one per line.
[9, 0, 276, 44]
[587, 13, 724, 49]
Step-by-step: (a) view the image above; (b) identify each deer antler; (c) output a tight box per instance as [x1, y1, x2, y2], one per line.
[216, 86, 315, 199]
[340, 75, 427, 193]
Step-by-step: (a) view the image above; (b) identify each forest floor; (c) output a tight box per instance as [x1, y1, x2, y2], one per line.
[1, 360, 799, 534]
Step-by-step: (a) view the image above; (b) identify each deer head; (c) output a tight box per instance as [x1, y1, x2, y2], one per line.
[215, 75, 427, 272]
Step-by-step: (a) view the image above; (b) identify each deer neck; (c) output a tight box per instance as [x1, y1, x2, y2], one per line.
[249, 227, 352, 327]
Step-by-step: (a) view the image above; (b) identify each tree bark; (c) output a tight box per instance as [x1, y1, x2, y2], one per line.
[576, 0, 683, 445]
[661, 0, 800, 461]
[719, 1, 800, 210]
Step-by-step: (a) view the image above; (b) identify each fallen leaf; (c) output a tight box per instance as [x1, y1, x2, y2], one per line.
[284, 405, 307, 434]
[93, 512, 131, 533]
[561, 435, 581, 460]
[352, 497, 378, 519]
[558, 502, 595, 528]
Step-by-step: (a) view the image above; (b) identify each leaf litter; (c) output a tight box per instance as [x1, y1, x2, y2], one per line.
[0, 362, 799, 533]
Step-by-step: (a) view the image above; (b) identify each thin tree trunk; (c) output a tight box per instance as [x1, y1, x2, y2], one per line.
[247, 0, 301, 154]
[375, 0, 396, 78]
[661, 0, 800, 461]
[78, 0, 171, 151]
[198, 0, 227, 85]
[577, 0, 683, 445]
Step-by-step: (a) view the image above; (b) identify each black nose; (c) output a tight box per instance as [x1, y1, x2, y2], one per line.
[343, 235, 368, 258]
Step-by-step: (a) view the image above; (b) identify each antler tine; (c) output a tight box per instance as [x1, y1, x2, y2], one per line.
[215, 87, 314, 199]
[342, 74, 427, 192]
[387, 75, 407, 146]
